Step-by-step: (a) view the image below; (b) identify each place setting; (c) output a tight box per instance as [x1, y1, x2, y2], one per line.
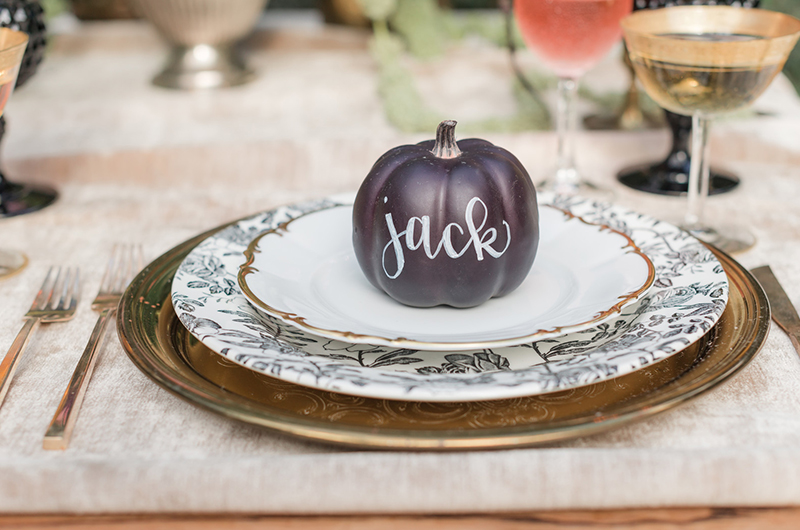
[0, 0, 789, 446]
[96, 5, 800, 459]
[107, 4, 800, 452]
[4, 0, 800, 523]
[118, 175, 765, 449]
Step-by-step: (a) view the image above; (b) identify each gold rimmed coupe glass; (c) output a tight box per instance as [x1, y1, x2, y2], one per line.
[622, 6, 800, 253]
[0, 28, 30, 280]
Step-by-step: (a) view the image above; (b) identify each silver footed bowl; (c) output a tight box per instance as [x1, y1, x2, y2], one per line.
[128, 0, 269, 89]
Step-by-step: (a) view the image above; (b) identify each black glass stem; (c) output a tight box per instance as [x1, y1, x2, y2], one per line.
[0, 115, 56, 216]
[617, 0, 760, 196]
[0, 0, 56, 218]
[617, 111, 740, 196]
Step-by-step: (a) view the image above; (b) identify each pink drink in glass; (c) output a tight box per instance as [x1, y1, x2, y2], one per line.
[516, 0, 633, 78]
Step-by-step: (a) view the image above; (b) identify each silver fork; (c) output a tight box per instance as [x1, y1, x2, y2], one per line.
[43, 245, 143, 450]
[0, 267, 80, 410]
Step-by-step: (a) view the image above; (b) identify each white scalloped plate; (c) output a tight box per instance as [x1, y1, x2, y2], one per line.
[238, 204, 655, 351]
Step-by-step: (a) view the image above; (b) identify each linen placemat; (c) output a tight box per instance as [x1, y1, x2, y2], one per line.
[0, 18, 799, 513]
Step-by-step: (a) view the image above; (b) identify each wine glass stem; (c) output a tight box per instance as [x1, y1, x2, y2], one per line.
[0, 117, 7, 195]
[684, 114, 711, 230]
[555, 77, 579, 189]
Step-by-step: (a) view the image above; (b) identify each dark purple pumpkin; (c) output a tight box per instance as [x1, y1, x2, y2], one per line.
[352, 120, 539, 308]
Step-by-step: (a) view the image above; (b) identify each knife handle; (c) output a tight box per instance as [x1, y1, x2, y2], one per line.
[751, 265, 800, 358]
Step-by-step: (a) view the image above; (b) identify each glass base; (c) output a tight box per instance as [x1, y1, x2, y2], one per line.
[683, 224, 756, 255]
[617, 163, 739, 197]
[0, 249, 28, 280]
[153, 44, 255, 90]
[0, 182, 58, 218]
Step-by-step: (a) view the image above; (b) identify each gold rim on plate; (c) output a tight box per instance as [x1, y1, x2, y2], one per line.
[117, 225, 769, 450]
[238, 204, 656, 351]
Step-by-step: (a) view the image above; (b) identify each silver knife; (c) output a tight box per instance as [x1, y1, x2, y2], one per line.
[751, 265, 800, 355]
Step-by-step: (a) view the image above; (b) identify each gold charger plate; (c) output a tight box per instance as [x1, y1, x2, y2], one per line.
[118, 226, 770, 450]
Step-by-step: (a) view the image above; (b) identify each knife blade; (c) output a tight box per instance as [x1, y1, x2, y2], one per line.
[751, 265, 800, 355]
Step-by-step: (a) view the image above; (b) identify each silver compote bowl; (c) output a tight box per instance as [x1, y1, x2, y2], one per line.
[127, 0, 269, 89]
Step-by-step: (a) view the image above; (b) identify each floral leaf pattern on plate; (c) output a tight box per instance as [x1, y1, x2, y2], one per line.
[171, 193, 728, 402]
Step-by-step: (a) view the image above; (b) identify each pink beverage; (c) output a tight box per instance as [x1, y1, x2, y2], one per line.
[516, 0, 633, 78]
[0, 81, 13, 115]
[0, 65, 20, 116]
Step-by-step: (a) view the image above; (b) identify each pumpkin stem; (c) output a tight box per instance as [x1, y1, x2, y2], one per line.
[431, 120, 462, 159]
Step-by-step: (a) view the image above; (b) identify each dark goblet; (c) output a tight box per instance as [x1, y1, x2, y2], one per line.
[616, 0, 759, 196]
[0, 0, 55, 218]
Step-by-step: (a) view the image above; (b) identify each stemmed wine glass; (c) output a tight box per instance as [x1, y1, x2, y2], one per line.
[0, 28, 29, 279]
[622, 5, 800, 253]
[515, 0, 633, 198]
[0, 0, 53, 220]
[616, 0, 760, 196]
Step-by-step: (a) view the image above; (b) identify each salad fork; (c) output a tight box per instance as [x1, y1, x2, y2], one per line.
[0, 267, 80, 410]
[43, 245, 143, 450]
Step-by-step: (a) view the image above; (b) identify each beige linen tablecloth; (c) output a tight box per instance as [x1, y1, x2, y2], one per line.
[1, 15, 800, 514]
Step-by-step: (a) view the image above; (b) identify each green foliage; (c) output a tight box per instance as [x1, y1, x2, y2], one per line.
[369, 21, 445, 132]
[364, 0, 554, 133]
[390, 0, 451, 58]
[356, 0, 397, 22]
[459, 74, 551, 133]
[761, 0, 800, 95]
[40, 0, 68, 19]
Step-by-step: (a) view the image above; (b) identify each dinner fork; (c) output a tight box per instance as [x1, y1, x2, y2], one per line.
[43, 245, 143, 450]
[0, 267, 80, 410]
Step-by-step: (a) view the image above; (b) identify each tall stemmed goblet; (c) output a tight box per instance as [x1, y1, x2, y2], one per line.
[0, 0, 51, 219]
[515, 0, 633, 198]
[0, 28, 30, 279]
[622, 6, 800, 253]
[617, 0, 760, 197]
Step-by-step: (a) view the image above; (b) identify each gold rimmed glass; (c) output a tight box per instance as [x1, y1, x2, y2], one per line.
[0, 28, 29, 280]
[622, 6, 800, 253]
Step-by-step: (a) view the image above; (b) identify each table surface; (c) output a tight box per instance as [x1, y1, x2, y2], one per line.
[3, 507, 800, 529]
[2, 12, 800, 525]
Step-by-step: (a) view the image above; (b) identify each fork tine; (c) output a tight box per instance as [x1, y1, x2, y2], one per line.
[30, 267, 56, 310]
[45, 271, 59, 311]
[115, 245, 135, 293]
[67, 269, 80, 311]
[54, 269, 71, 311]
[99, 244, 118, 294]
[117, 244, 131, 293]
[56, 268, 80, 311]
[39, 267, 62, 311]
[111, 245, 125, 293]
[47, 268, 71, 311]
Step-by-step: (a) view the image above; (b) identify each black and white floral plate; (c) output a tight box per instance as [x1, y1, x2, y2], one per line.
[171, 192, 729, 402]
